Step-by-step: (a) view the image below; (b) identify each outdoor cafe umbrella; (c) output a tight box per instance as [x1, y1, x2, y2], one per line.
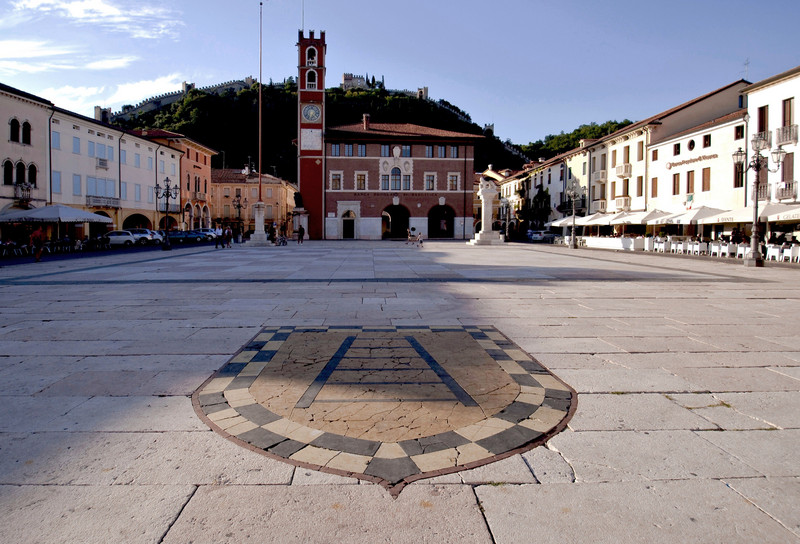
[0, 204, 113, 224]
[696, 203, 799, 225]
[0, 204, 112, 238]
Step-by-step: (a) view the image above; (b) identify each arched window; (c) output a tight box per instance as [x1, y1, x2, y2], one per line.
[186, 172, 190, 190]
[22, 121, 31, 145]
[306, 70, 317, 90]
[9, 119, 20, 142]
[306, 47, 317, 66]
[28, 164, 37, 187]
[3, 160, 12, 185]
[16, 162, 25, 185]
[390, 167, 401, 190]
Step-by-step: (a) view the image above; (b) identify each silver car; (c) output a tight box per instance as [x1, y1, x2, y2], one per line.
[105, 230, 136, 246]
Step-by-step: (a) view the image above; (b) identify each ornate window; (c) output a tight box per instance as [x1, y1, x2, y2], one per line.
[306, 70, 317, 90]
[22, 121, 31, 145]
[9, 119, 20, 142]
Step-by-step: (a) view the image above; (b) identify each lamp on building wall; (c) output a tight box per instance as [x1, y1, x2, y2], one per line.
[154, 177, 179, 250]
[731, 136, 785, 267]
[566, 179, 586, 249]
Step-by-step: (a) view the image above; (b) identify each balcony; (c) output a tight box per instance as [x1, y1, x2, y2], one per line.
[157, 202, 181, 213]
[775, 125, 798, 146]
[96, 158, 109, 170]
[755, 183, 770, 201]
[192, 191, 206, 201]
[13, 183, 32, 205]
[776, 180, 797, 201]
[591, 170, 607, 183]
[615, 195, 631, 211]
[593, 199, 607, 212]
[86, 195, 120, 208]
[752, 130, 772, 151]
[615, 163, 632, 178]
[556, 196, 587, 213]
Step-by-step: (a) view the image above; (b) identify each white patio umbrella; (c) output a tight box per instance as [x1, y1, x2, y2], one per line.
[0, 204, 113, 224]
[548, 215, 580, 227]
[696, 203, 800, 224]
[765, 205, 800, 223]
[610, 210, 670, 225]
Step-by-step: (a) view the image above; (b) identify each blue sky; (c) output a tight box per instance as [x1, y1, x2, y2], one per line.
[2, 0, 799, 146]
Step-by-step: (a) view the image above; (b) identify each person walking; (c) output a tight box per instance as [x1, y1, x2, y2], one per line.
[30, 226, 45, 262]
[297, 224, 305, 245]
[224, 226, 232, 248]
[214, 225, 223, 248]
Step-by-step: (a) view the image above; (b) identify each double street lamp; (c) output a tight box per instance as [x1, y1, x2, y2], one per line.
[232, 194, 248, 242]
[732, 133, 786, 267]
[154, 177, 179, 250]
[566, 179, 585, 249]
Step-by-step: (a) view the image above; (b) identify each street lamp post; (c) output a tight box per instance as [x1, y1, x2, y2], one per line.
[154, 177, 179, 250]
[232, 194, 248, 243]
[566, 179, 585, 249]
[732, 133, 785, 267]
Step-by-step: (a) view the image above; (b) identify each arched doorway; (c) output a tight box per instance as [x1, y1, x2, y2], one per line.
[381, 204, 410, 239]
[158, 215, 178, 230]
[89, 211, 112, 238]
[428, 205, 455, 238]
[342, 210, 356, 239]
[122, 213, 152, 230]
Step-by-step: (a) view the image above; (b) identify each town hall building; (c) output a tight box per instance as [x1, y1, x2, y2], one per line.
[295, 30, 479, 240]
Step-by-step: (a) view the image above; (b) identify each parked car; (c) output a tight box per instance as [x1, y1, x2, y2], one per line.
[126, 228, 154, 245]
[528, 230, 556, 243]
[166, 230, 206, 243]
[196, 228, 217, 239]
[148, 229, 163, 243]
[104, 230, 136, 247]
[190, 229, 214, 241]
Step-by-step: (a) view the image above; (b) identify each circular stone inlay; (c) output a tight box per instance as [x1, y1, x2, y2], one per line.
[193, 325, 576, 495]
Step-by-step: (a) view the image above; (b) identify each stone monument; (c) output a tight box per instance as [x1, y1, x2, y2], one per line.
[467, 177, 504, 245]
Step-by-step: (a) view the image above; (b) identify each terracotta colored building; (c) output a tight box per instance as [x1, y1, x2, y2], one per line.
[296, 30, 480, 240]
[132, 129, 217, 229]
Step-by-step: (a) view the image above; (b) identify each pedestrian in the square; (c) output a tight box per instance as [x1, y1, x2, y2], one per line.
[30, 226, 45, 262]
[224, 227, 232, 248]
[214, 225, 223, 248]
[297, 224, 305, 244]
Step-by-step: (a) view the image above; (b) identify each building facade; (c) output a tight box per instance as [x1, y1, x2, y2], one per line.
[296, 31, 479, 240]
[210, 168, 297, 236]
[1, 83, 52, 214]
[132, 129, 217, 230]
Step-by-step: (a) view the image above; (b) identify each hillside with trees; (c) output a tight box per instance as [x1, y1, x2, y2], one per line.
[113, 82, 526, 183]
[520, 120, 633, 162]
[113, 82, 634, 183]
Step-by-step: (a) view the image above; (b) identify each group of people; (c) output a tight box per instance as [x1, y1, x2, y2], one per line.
[406, 228, 424, 247]
[214, 226, 233, 248]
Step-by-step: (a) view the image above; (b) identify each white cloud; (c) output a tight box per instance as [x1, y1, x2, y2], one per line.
[86, 56, 137, 70]
[0, 39, 77, 59]
[104, 74, 184, 107]
[0, 39, 138, 76]
[11, 0, 183, 39]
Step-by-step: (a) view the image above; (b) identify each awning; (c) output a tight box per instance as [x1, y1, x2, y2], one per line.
[766, 205, 800, 223]
[576, 212, 612, 226]
[696, 203, 800, 225]
[648, 206, 726, 225]
[610, 210, 670, 225]
[547, 215, 580, 227]
[0, 204, 113, 223]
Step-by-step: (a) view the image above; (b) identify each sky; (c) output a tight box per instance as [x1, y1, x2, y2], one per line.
[2, 0, 799, 146]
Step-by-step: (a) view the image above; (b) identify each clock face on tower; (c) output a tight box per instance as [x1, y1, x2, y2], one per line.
[302, 104, 321, 123]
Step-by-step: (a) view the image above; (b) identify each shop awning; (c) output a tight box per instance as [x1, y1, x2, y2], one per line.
[696, 203, 800, 224]
[648, 206, 726, 225]
[610, 210, 671, 225]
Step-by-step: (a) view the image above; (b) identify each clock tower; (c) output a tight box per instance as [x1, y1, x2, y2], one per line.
[297, 30, 326, 239]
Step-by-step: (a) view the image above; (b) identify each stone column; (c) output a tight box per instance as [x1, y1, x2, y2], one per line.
[467, 177, 504, 245]
[248, 201, 270, 246]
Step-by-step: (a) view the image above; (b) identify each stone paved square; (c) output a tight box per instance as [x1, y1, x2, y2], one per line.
[0, 241, 798, 542]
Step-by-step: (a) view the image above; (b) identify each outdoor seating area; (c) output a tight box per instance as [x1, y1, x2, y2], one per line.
[553, 234, 800, 263]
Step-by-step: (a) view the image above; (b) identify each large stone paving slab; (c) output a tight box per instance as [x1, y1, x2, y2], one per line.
[194, 325, 576, 494]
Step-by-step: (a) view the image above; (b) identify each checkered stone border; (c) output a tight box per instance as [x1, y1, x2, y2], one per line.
[192, 326, 577, 496]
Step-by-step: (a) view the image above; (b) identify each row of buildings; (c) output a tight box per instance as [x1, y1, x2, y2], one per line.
[491, 65, 799, 242]
[0, 82, 296, 242]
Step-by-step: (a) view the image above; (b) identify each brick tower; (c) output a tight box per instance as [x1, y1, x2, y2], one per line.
[296, 30, 326, 239]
